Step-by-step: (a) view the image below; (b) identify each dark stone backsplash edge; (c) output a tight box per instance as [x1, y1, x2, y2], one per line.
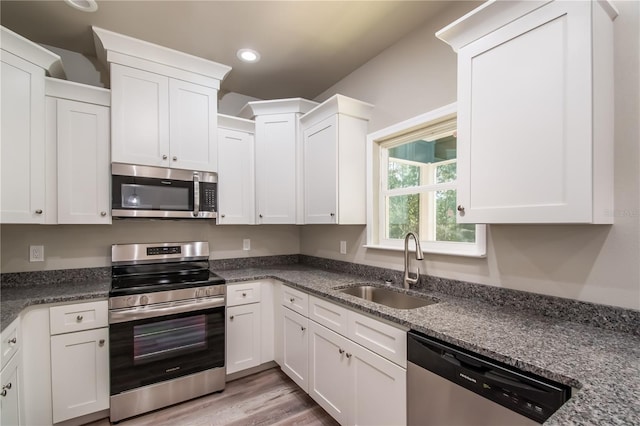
[297, 255, 640, 336]
[1, 254, 638, 335]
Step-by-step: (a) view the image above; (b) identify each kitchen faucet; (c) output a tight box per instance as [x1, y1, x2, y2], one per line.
[403, 232, 424, 289]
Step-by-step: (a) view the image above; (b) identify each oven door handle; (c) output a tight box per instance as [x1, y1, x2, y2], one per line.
[109, 296, 225, 324]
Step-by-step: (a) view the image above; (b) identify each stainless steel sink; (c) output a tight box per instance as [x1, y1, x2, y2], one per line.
[338, 285, 437, 309]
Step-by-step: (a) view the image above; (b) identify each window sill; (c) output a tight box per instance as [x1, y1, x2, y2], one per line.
[363, 244, 487, 258]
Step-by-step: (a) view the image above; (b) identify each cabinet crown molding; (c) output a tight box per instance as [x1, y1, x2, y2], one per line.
[92, 26, 231, 82]
[436, 0, 618, 52]
[238, 98, 318, 119]
[45, 77, 110, 106]
[1, 26, 66, 78]
[300, 94, 374, 125]
[218, 113, 255, 133]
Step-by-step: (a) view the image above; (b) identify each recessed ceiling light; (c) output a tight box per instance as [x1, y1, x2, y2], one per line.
[237, 48, 260, 63]
[64, 0, 98, 12]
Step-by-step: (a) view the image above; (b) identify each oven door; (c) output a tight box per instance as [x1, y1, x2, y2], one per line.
[109, 302, 225, 395]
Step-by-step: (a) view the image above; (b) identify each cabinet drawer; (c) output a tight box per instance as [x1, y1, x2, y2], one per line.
[1, 317, 20, 369]
[347, 310, 407, 368]
[50, 300, 108, 335]
[227, 281, 262, 306]
[282, 285, 308, 316]
[309, 295, 348, 336]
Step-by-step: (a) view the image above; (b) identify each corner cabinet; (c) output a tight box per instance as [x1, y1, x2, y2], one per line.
[45, 79, 111, 224]
[0, 26, 64, 224]
[93, 26, 231, 173]
[300, 95, 373, 224]
[239, 98, 318, 224]
[217, 115, 255, 225]
[437, 0, 617, 224]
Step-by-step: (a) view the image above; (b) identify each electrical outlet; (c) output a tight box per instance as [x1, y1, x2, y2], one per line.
[243, 239, 251, 251]
[29, 245, 44, 262]
[340, 241, 347, 254]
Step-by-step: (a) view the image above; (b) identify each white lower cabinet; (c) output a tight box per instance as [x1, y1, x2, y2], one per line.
[0, 350, 22, 426]
[309, 320, 406, 426]
[49, 300, 109, 423]
[50, 328, 109, 423]
[226, 303, 261, 374]
[280, 287, 407, 425]
[282, 307, 309, 392]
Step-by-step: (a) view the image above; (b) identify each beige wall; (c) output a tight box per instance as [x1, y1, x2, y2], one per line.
[304, 1, 640, 310]
[0, 222, 300, 272]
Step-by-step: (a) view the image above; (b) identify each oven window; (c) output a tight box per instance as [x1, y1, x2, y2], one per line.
[121, 184, 190, 210]
[133, 315, 206, 364]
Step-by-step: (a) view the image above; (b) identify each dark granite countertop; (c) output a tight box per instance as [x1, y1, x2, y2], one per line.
[1, 263, 638, 425]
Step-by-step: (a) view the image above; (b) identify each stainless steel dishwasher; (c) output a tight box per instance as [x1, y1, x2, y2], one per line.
[407, 330, 571, 425]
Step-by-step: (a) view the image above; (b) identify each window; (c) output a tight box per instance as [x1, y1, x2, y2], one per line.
[366, 103, 486, 257]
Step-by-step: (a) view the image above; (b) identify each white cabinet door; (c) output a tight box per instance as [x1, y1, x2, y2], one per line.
[282, 307, 308, 392]
[308, 321, 350, 425]
[111, 64, 170, 168]
[255, 114, 298, 224]
[304, 115, 338, 224]
[217, 127, 255, 224]
[0, 51, 46, 224]
[50, 328, 109, 423]
[169, 79, 218, 172]
[455, 1, 612, 224]
[226, 303, 261, 375]
[0, 351, 22, 426]
[349, 342, 406, 426]
[56, 99, 111, 224]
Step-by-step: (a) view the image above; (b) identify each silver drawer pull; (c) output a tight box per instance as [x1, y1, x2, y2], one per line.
[289, 298, 295, 303]
[242, 293, 247, 297]
[8, 337, 16, 345]
[76, 315, 83, 322]
[35, 209, 43, 214]
[99, 339, 105, 347]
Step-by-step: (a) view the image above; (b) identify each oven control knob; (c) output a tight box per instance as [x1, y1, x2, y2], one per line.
[127, 297, 136, 307]
[140, 295, 149, 305]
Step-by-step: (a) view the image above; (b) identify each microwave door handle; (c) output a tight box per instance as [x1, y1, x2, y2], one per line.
[193, 172, 200, 217]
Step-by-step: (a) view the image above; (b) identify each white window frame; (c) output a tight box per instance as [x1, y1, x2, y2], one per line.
[365, 103, 486, 257]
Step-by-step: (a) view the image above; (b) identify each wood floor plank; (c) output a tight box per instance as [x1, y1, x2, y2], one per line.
[86, 368, 338, 426]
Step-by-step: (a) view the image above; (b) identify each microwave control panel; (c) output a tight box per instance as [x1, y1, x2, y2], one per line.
[200, 183, 217, 212]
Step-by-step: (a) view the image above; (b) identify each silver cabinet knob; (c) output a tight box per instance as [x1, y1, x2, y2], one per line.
[99, 339, 105, 347]
[300, 326, 306, 331]
[162, 154, 168, 160]
[76, 315, 83, 322]
[140, 295, 149, 305]
[8, 337, 16, 345]
[339, 348, 345, 354]
[457, 205, 465, 212]
[173, 156, 177, 161]
[242, 293, 247, 297]
[35, 209, 43, 214]
[100, 211, 107, 217]
[289, 298, 295, 303]
[221, 214, 225, 218]
[259, 214, 263, 218]
[346, 353, 352, 359]
[330, 213, 335, 217]
[230, 315, 235, 320]
[3, 383, 11, 390]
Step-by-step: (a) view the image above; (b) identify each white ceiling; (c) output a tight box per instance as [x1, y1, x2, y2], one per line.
[0, 0, 461, 100]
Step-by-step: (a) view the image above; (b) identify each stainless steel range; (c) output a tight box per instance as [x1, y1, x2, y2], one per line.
[108, 241, 226, 422]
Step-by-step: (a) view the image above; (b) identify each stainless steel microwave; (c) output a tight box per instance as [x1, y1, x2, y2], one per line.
[111, 163, 217, 219]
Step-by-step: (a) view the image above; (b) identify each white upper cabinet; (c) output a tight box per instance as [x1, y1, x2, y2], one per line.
[93, 26, 231, 173]
[45, 79, 111, 225]
[0, 26, 64, 224]
[437, 0, 617, 224]
[217, 114, 255, 225]
[300, 95, 373, 224]
[239, 98, 317, 224]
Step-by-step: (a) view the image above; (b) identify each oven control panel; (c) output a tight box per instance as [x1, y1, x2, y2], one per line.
[147, 246, 181, 256]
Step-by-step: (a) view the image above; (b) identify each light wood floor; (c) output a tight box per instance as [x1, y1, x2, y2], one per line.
[87, 368, 339, 426]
